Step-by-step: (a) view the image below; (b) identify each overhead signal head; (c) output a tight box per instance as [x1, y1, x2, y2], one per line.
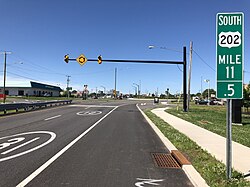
[98, 55, 102, 64]
[64, 54, 69, 63]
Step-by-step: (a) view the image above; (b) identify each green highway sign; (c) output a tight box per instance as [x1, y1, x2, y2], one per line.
[216, 12, 244, 99]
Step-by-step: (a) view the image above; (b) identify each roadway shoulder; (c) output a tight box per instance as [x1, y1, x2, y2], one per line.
[136, 105, 209, 187]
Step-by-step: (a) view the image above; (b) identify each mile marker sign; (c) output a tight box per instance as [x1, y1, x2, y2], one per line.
[216, 12, 244, 99]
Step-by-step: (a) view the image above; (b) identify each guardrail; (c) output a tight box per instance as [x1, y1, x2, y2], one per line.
[0, 100, 72, 115]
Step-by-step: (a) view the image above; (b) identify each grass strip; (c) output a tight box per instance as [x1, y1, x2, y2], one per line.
[144, 109, 250, 187]
[167, 105, 250, 148]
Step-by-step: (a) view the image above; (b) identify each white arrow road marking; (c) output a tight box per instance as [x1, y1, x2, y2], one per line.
[44, 115, 61, 121]
[0, 131, 56, 162]
[0, 137, 25, 150]
[135, 178, 164, 187]
[1, 137, 40, 155]
[76, 111, 102, 116]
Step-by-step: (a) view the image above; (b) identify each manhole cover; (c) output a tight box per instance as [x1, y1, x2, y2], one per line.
[151, 153, 181, 168]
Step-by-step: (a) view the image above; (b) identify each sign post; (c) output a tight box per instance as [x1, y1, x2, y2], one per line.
[216, 12, 244, 179]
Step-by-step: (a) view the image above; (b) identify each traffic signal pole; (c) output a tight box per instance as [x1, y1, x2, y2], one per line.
[64, 47, 188, 112]
[183, 46, 187, 112]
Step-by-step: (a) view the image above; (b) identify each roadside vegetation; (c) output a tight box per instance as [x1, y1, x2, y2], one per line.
[145, 109, 250, 187]
[167, 103, 250, 148]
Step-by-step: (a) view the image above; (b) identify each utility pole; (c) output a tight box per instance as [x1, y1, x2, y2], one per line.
[187, 41, 193, 110]
[66, 75, 71, 99]
[1, 51, 11, 103]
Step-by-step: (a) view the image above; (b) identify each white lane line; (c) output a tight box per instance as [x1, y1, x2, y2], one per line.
[44, 115, 61, 121]
[1, 137, 40, 155]
[16, 106, 119, 187]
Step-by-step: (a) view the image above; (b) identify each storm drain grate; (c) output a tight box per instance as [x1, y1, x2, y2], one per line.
[151, 153, 181, 168]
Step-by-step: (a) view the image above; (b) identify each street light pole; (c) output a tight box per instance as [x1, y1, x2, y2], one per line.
[100, 86, 106, 96]
[208, 80, 210, 101]
[114, 68, 117, 99]
[132, 85, 137, 97]
[204, 79, 210, 104]
[133, 83, 140, 98]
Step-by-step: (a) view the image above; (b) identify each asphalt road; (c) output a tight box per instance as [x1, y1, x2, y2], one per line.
[0, 100, 193, 187]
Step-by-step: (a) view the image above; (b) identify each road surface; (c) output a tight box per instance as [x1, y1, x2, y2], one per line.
[0, 100, 193, 187]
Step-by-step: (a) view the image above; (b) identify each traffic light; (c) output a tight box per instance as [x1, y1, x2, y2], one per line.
[64, 54, 69, 63]
[98, 55, 102, 64]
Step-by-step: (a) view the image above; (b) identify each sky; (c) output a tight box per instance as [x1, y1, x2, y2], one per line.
[0, 0, 249, 95]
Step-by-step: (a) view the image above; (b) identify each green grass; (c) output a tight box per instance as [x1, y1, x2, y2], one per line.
[167, 104, 250, 148]
[0, 108, 26, 115]
[144, 110, 250, 187]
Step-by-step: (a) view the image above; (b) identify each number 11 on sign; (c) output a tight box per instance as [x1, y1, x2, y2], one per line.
[226, 66, 234, 79]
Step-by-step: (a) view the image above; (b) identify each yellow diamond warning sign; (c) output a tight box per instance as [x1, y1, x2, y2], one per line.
[76, 54, 87, 66]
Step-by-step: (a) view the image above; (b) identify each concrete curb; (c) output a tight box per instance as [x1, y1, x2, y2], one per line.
[136, 105, 209, 187]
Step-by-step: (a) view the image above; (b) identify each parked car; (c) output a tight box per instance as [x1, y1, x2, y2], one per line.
[210, 99, 225, 105]
[196, 100, 209, 105]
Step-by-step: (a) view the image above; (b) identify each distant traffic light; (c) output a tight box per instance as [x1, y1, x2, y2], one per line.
[98, 55, 102, 64]
[64, 54, 69, 63]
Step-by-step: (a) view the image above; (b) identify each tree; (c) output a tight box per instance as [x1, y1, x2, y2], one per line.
[243, 83, 250, 100]
[202, 89, 216, 99]
[196, 92, 202, 98]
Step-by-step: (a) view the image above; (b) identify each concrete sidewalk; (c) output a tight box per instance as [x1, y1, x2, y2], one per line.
[152, 107, 250, 178]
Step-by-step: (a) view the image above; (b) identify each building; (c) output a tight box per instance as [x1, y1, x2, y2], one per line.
[0, 81, 62, 97]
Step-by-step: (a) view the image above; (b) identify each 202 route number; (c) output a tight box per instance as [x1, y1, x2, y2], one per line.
[219, 31, 241, 48]
[220, 35, 239, 45]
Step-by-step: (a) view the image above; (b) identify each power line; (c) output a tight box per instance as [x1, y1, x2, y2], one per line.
[192, 49, 215, 72]
[7, 71, 40, 82]
[10, 53, 67, 76]
[7, 63, 66, 76]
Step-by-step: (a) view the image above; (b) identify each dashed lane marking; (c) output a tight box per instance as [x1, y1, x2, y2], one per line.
[44, 115, 61, 121]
